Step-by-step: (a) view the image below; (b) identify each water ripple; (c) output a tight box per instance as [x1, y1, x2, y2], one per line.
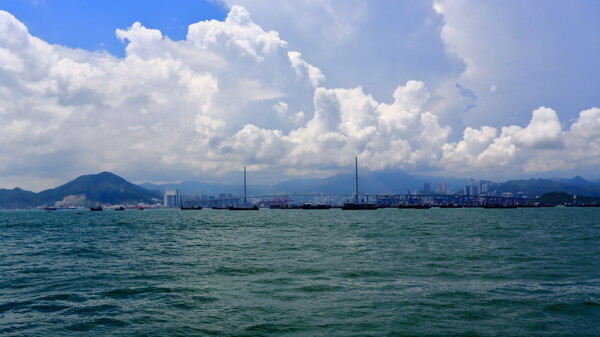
[0, 208, 599, 336]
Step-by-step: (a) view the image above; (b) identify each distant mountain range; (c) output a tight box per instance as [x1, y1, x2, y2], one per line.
[140, 171, 470, 196]
[1, 171, 599, 209]
[140, 173, 600, 198]
[0, 172, 161, 209]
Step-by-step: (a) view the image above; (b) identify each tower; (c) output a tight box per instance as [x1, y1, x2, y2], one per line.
[164, 189, 180, 208]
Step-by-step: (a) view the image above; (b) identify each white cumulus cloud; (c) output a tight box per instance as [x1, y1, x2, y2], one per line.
[0, 6, 598, 190]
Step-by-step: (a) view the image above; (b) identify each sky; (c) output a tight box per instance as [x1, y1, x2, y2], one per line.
[0, 0, 599, 191]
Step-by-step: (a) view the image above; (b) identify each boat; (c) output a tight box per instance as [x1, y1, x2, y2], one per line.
[270, 204, 301, 209]
[342, 202, 377, 210]
[44, 207, 57, 211]
[115, 206, 125, 211]
[229, 205, 259, 211]
[180, 206, 203, 210]
[516, 204, 555, 208]
[397, 204, 431, 209]
[414, 204, 432, 209]
[90, 206, 103, 211]
[483, 203, 517, 209]
[439, 204, 463, 208]
[301, 203, 331, 210]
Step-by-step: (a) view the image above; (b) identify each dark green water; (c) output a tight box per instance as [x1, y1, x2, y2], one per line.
[1, 208, 599, 336]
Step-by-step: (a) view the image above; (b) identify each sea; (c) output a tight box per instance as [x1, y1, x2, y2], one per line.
[1, 208, 599, 336]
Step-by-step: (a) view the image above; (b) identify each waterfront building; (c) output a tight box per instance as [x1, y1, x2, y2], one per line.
[164, 189, 180, 208]
[438, 181, 447, 194]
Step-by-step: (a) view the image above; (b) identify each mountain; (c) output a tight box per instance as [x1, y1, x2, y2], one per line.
[497, 177, 600, 197]
[532, 192, 600, 205]
[141, 171, 468, 196]
[551, 175, 590, 185]
[36, 172, 162, 205]
[0, 172, 162, 209]
[0, 188, 37, 209]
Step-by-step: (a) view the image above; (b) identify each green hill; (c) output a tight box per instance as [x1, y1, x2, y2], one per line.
[532, 192, 600, 205]
[0, 188, 38, 209]
[0, 172, 162, 209]
[498, 178, 600, 197]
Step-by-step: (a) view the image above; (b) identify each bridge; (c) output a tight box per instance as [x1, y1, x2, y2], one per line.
[180, 193, 528, 208]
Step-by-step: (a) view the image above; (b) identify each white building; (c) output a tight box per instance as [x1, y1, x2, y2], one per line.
[164, 189, 180, 208]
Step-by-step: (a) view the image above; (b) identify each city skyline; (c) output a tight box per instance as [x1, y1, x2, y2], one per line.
[0, 0, 598, 191]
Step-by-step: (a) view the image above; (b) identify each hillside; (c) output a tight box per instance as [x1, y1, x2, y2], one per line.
[141, 171, 468, 196]
[497, 177, 600, 197]
[532, 192, 600, 205]
[0, 188, 38, 209]
[0, 172, 161, 209]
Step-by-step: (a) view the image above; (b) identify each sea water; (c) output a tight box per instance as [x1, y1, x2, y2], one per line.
[1, 208, 599, 336]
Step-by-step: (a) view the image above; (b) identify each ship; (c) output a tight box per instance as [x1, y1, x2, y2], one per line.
[301, 203, 332, 210]
[342, 202, 377, 210]
[270, 204, 301, 209]
[439, 203, 463, 208]
[483, 203, 517, 209]
[90, 206, 103, 211]
[228, 205, 259, 211]
[397, 204, 431, 209]
[180, 206, 203, 210]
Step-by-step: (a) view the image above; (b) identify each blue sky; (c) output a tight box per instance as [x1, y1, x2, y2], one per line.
[2, 0, 226, 57]
[0, 1, 598, 190]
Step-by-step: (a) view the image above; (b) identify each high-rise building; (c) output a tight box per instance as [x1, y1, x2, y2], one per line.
[423, 182, 430, 193]
[164, 189, 180, 208]
[438, 181, 447, 194]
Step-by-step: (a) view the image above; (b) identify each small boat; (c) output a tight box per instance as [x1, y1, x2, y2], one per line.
[228, 205, 259, 211]
[342, 203, 377, 210]
[270, 204, 301, 209]
[180, 206, 203, 210]
[114, 206, 125, 211]
[413, 204, 432, 209]
[483, 203, 517, 209]
[439, 204, 463, 208]
[90, 206, 103, 211]
[397, 204, 431, 209]
[516, 204, 555, 208]
[301, 203, 331, 210]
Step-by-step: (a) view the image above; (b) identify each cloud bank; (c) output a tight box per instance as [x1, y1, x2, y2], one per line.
[0, 6, 598, 190]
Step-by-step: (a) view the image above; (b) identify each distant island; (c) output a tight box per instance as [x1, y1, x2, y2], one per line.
[0, 171, 599, 209]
